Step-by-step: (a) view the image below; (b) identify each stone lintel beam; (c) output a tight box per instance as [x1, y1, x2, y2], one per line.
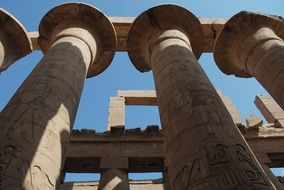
[29, 17, 226, 53]
[0, 8, 32, 71]
[117, 90, 157, 105]
[214, 11, 284, 110]
[100, 156, 128, 169]
[116, 90, 243, 126]
[255, 95, 284, 127]
[61, 180, 164, 190]
[64, 126, 284, 171]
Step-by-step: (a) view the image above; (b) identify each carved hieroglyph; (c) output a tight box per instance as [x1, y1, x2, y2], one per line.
[0, 3, 116, 190]
[214, 11, 284, 110]
[0, 8, 32, 72]
[128, 5, 275, 190]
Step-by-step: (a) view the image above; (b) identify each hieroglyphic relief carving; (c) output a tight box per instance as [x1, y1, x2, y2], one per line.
[151, 33, 273, 189]
[174, 159, 203, 190]
[234, 144, 270, 187]
[0, 38, 91, 189]
[200, 99, 271, 189]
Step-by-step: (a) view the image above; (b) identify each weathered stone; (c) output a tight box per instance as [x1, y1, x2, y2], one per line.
[125, 128, 141, 136]
[275, 119, 284, 128]
[107, 97, 125, 131]
[246, 114, 263, 128]
[98, 168, 130, 190]
[144, 125, 160, 136]
[214, 11, 284, 110]
[128, 5, 274, 189]
[30, 17, 227, 53]
[255, 95, 284, 127]
[38, 3, 116, 78]
[0, 8, 32, 71]
[110, 125, 125, 138]
[217, 90, 243, 126]
[117, 90, 157, 105]
[0, 3, 116, 189]
[61, 180, 164, 190]
[100, 157, 128, 169]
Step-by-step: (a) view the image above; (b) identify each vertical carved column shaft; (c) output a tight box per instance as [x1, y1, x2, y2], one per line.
[0, 28, 93, 190]
[128, 5, 275, 190]
[151, 29, 274, 190]
[214, 11, 284, 110]
[0, 3, 116, 190]
[98, 169, 129, 190]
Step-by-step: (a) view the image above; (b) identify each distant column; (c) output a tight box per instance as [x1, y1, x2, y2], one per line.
[214, 11, 284, 110]
[0, 3, 116, 189]
[128, 5, 275, 189]
[0, 9, 32, 71]
[98, 157, 129, 190]
[99, 169, 129, 190]
[107, 97, 125, 131]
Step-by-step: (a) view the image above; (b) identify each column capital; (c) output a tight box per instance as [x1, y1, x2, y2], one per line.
[127, 4, 204, 72]
[0, 9, 32, 71]
[38, 3, 116, 77]
[214, 11, 284, 78]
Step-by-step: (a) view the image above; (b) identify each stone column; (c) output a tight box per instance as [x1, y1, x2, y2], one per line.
[0, 8, 32, 71]
[107, 97, 125, 131]
[0, 3, 116, 190]
[214, 11, 284, 110]
[98, 157, 129, 190]
[128, 5, 275, 190]
[99, 169, 129, 190]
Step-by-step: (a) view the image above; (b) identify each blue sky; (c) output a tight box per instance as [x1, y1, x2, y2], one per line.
[1, 0, 284, 182]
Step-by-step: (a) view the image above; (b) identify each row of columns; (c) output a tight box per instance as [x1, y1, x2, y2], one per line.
[0, 2, 284, 190]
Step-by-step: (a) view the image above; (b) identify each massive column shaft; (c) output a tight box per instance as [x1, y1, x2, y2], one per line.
[128, 5, 275, 189]
[214, 11, 284, 110]
[0, 9, 32, 71]
[0, 3, 116, 190]
[0, 33, 91, 189]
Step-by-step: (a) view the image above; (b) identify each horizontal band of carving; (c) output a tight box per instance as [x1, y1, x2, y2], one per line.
[64, 124, 284, 173]
[29, 17, 226, 52]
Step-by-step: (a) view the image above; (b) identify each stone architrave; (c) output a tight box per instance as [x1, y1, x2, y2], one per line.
[128, 5, 275, 190]
[214, 11, 284, 110]
[0, 3, 116, 189]
[0, 8, 32, 71]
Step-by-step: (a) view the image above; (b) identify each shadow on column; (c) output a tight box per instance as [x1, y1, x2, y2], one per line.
[0, 42, 88, 189]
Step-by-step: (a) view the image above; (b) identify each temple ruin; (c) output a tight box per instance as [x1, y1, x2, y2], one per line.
[1, 2, 284, 190]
